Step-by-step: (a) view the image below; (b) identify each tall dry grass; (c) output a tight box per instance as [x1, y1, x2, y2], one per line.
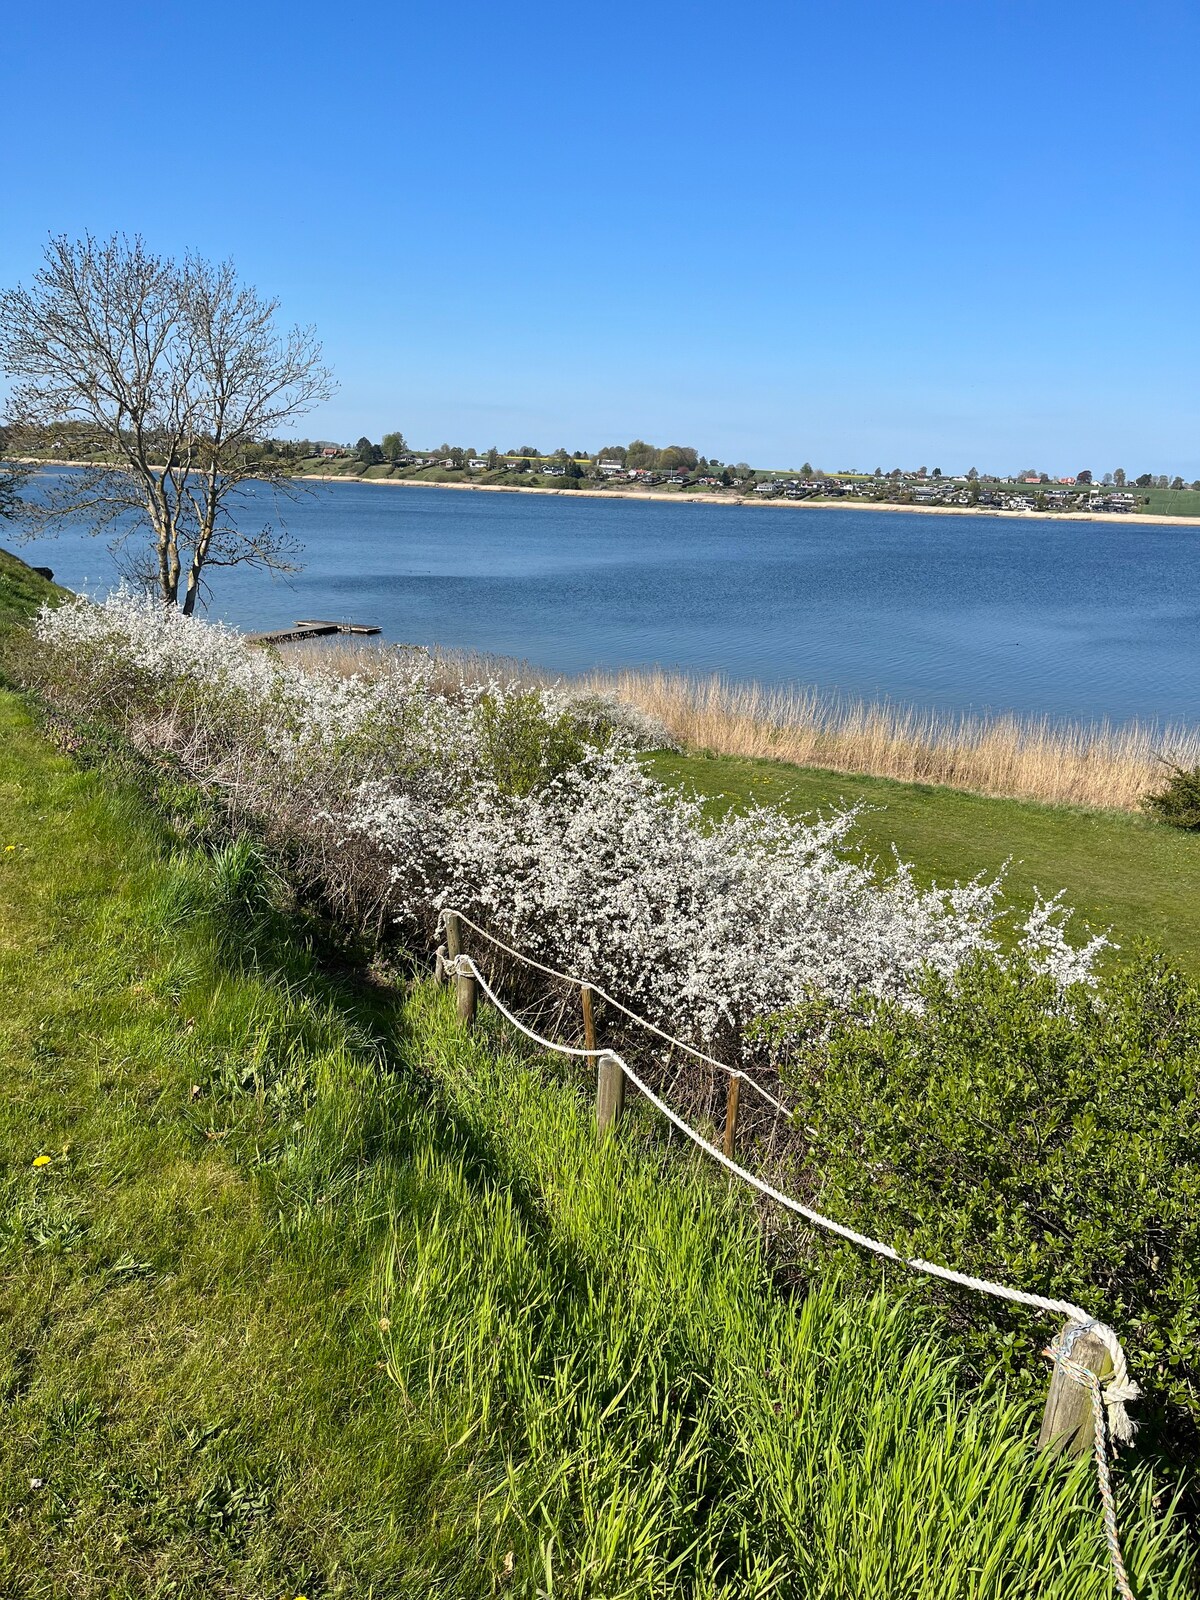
[576, 669, 1200, 812]
[280, 638, 1199, 812]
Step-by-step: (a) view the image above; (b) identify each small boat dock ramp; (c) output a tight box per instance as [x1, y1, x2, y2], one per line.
[246, 620, 382, 646]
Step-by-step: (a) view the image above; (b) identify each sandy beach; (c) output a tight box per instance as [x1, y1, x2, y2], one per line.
[295, 472, 1200, 527]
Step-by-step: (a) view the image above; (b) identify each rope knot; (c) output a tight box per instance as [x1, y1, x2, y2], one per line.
[1049, 1321, 1140, 1446]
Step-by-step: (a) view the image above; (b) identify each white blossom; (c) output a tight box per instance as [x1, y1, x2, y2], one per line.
[33, 592, 1108, 1054]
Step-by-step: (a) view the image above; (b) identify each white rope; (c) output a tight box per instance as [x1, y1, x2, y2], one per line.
[448, 954, 602, 1058]
[444, 940, 1143, 1600]
[438, 907, 790, 1115]
[444, 949, 1139, 1446]
[1046, 1328, 1136, 1600]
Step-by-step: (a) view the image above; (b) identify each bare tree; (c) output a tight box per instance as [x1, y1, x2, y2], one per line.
[0, 234, 336, 611]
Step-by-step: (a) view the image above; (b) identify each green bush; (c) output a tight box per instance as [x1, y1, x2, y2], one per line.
[475, 689, 590, 796]
[1145, 763, 1200, 829]
[770, 950, 1200, 1463]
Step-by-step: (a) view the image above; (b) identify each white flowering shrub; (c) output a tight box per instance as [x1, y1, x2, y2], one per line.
[30, 592, 1107, 1055]
[339, 752, 1107, 1049]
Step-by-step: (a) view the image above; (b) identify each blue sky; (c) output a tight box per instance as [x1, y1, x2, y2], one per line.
[1, 0, 1197, 475]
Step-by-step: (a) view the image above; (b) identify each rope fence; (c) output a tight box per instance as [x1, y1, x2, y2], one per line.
[436, 905, 1143, 1600]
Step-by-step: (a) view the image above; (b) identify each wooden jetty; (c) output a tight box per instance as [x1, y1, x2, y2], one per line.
[245, 620, 381, 646]
[294, 620, 382, 635]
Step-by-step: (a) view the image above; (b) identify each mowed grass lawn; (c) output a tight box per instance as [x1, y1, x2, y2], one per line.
[647, 752, 1200, 970]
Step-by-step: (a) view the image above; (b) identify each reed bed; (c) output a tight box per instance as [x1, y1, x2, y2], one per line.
[580, 670, 1200, 812]
[287, 638, 1199, 813]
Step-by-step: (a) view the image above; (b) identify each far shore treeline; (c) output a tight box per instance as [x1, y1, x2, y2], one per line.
[8, 420, 1200, 519]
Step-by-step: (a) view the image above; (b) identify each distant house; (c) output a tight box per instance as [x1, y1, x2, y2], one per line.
[598, 458, 625, 476]
[467, 458, 488, 470]
[317, 443, 342, 459]
[440, 458, 455, 468]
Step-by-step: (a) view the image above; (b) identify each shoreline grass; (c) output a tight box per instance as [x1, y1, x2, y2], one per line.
[285, 636, 1200, 965]
[582, 668, 1200, 812]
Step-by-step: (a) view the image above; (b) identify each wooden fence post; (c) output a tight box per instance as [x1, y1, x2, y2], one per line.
[456, 961, 478, 1027]
[723, 1074, 740, 1160]
[1038, 1322, 1112, 1458]
[581, 985, 596, 1055]
[596, 1052, 625, 1135]
[442, 912, 476, 1024]
[443, 911, 461, 981]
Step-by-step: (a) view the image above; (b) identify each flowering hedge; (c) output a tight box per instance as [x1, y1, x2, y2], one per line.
[26, 593, 1106, 1059]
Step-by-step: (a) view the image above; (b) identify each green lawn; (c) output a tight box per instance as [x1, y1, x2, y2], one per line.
[647, 751, 1200, 970]
[1139, 486, 1200, 519]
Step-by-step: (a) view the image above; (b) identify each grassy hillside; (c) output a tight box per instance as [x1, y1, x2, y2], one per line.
[0, 692, 1193, 1595]
[648, 750, 1200, 970]
[0, 545, 63, 631]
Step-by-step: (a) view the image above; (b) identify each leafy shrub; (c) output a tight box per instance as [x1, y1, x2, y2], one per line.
[768, 948, 1200, 1454]
[1145, 763, 1200, 829]
[475, 688, 588, 796]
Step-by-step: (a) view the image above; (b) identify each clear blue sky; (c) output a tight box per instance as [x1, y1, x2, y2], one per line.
[2, 0, 1197, 476]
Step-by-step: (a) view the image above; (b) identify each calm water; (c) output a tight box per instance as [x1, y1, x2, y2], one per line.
[13, 475, 1200, 726]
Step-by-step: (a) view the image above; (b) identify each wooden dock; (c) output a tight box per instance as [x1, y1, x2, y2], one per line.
[294, 620, 382, 635]
[246, 620, 382, 646]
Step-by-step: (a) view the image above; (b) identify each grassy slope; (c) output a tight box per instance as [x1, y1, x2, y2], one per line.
[1, 692, 1193, 1596]
[647, 751, 1200, 969]
[0, 546, 64, 630]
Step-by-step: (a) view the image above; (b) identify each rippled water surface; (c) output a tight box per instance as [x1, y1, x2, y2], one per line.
[14, 476, 1199, 725]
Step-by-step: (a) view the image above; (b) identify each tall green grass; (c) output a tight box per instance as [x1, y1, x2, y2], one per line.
[399, 992, 1194, 1597]
[0, 689, 1194, 1596]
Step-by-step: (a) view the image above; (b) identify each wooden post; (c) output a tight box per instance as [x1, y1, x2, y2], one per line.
[443, 913, 476, 1024]
[1038, 1321, 1112, 1458]
[443, 911, 461, 979]
[581, 985, 596, 1055]
[456, 963, 477, 1027]
[596, 1052, 625, 1135]
[723, 1074, 740, 1159]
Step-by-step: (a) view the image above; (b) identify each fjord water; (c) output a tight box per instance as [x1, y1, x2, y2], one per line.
[17, 476, 1200, 725]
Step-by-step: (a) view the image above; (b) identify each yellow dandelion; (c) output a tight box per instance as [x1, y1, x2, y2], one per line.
[4, 844, 15, 851]
[32, 1155, 52, 1168]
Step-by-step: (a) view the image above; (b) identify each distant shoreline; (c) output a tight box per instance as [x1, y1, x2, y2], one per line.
[294, 472, 1198, 527]
[27, 461, 1197, 527]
